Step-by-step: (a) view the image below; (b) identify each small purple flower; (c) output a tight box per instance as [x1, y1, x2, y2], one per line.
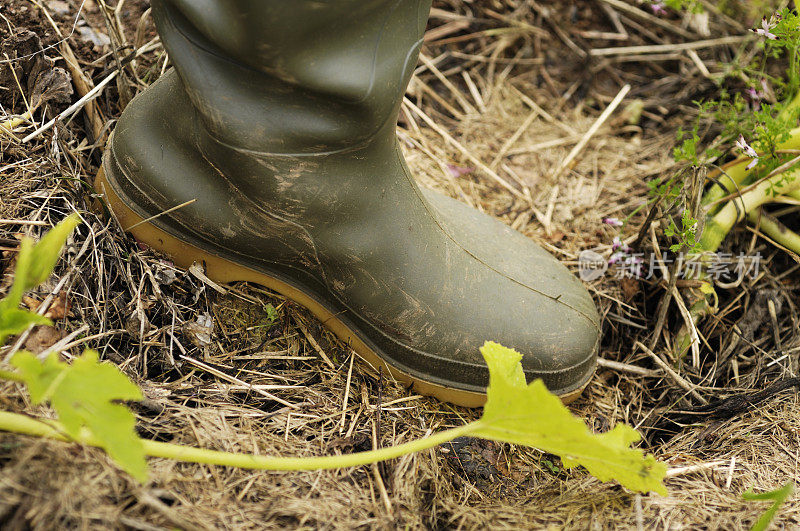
[748, 80, 772, 110]
[446, 164, 473, 179]
[608, 252, 626, 265]
[745, 87, 763, 110]
[753, 17, 777, 40]
[745, 88, 759, 99]
[735, 135, 759, 169]
[603, 217, 623, 227]
[612, 236, 631, 253]
[649, 1, 667, 15]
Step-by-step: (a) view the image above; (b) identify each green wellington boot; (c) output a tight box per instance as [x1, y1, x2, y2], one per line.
[97, 0, 600, 407]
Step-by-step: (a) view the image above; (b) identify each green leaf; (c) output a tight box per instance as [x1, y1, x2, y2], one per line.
[264, 304, 278, 323]
[699, 282, 715, 295]
[11, 349, 148, 482]
[6, 351, 63, 402]
[474, 341, 667, 495]
[0, 239, 34, 311]
[23, 213, 80, 290]
[743, 481, 795, 531]
[0, 308, 51, 345]
[0, 215, 80, 345]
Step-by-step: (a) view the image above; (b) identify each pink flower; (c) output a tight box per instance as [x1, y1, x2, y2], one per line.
[603, 217, 623, 227]
[736, 135, 759, 170]
[612, 236, 631, 253]
[649, 1, 667, 15]
[746, 88, 763, 110]
[608, 252, 626, 265]
[753, 17, 777, 40]
[446, 164, 473, 178]
[735, 135, 758, 158]
[745, 87, 764, 107]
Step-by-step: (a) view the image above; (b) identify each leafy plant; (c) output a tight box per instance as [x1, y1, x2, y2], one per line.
[648, 7, 800, 357]
[665, 208, 701, 253]
[743, 481, 795, 531]
[471, 343, 667, 494]
[11, 350, 147, 481]
[0, 341, 668, 493]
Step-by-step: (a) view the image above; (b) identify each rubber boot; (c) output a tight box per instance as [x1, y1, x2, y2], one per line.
[97, 0, 600, 407]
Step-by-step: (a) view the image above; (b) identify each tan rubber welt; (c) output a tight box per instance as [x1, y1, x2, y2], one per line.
[95, 167, 589, 407]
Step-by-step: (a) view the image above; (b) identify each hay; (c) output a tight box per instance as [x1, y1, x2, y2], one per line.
[1, 0, 798, 528]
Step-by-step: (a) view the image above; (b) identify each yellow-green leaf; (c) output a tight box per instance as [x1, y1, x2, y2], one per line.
[24, 213, 80, 290]
[8, 351, 64, 403]
[474, 341, 667, 495]
[0, 308, 51, 345]
[0, 239, 34, 312]
[11, 349, 147, 482]
[743, 481, 795, 531]
[0, 215, 80, 345]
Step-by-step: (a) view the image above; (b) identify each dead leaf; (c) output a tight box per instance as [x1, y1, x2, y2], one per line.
[22, 295, 41, 312]
[620, 277, 640, 301]
[23, 325, 65, 354]
[183, 312, 214, 349]
[0, 30, 72, 112]
[44, 292, 72, 320]
[29, 66, 73, 109]
[125, 310, 151, 339]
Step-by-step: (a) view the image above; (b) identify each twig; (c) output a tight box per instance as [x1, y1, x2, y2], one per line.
[597, 358, 659, 377]
[188, 262, 227, 295]
[371, 419, 394, 516]
[180, 354, 298, 409]
[403, 98, 528, 201]
[123, 198, 197, 231]
[490, 108, 540, 170]
[0, 219, 49, 226]
[294, 318, 336, 370]
[598, 0, 695, 39]
[338, 352, 355, 434]
[636, 341, 708, 405]
[554, 84, 630, 177]
[665, 460, 727, 478]
[590, 36, 749, 57]
[21, 71, 119, 143]
[419, 53, 477, 115]
[33, 0, 106, 141]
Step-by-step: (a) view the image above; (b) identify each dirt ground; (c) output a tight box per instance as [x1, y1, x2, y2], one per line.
[1, 0, 800, 529]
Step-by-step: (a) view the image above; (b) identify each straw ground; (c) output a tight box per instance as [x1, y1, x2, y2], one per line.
[1, 0, 799, 528]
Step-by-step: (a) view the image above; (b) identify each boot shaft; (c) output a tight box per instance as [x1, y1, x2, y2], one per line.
[152, 0, 432, 154]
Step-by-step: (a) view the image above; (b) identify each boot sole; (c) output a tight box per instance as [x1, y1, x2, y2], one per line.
[95, 167, 589, 407]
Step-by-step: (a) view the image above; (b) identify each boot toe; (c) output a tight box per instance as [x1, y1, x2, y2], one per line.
[420, 189, 599, 394]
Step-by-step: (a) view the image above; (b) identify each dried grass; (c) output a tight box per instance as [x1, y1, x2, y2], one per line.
[1, 0, 799, 529]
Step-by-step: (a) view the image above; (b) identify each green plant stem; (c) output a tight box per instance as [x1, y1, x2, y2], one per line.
[0, 369, 23, 382]
[703, 157, 755, 209]
[0, 410, 480, 471]
[700, 168, 800, 252]
[675, 170, 800, 358]
[747, 208, 800, 254]
[786, 188, 800, 201]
